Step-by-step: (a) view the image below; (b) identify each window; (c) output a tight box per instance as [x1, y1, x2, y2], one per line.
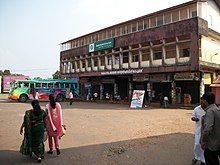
[153, 52, 162, 60]
[60, 83, 64, 89]
[157, 15, 163, 26]
[153, 46, 162, 60]
[87, 58, 92, 67]
[102, 32, 106, 40]
[150, 17, 156, 27]
[107, 56, 112, 65]
[122, 52, 129, 63]
[165, 44, 176, 59]
[190, 6, 197, 17]
[182, 48, 190, 57]
[132, 50, 139, 62]
[100, 56, 105, 66]
[138, 21, 143, 30]
[179, 42, 190, 58]
[132, 23, 137, 32]
[191, 11, 197, 17]
[121, 27, 125, 35]
[142, 49, 150, 61]
[172, 10, 179, 22]
[144, 19, 149, 29]
[42, 83, 47, 88]
[24, 83, 29, 88]
[36, 83, 41, 88]
[180, 8, 188, 20]
[164, 13, 171, 24]
[127, 24, 131, 33]
[94, 57, 98, 66]
[48, 83, 53, 88]
[111, 29, 115, 37]
[122, 26, 128, 34]
[82, 60, 85, 68]
[117, 27, 121, 36]
[98, 33, 102, 41]
[71, 61, 75, 70]
[115, 54, 120, 64]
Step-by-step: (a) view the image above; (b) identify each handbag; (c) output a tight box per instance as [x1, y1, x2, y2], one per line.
[59, 125, 66, 139]
[62, 125, 66, 135]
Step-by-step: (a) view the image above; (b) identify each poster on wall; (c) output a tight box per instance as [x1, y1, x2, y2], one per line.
[130, 90, 145, 108]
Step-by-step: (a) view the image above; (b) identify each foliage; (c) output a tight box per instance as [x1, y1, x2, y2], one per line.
[0, 69, 11, 76]
[52, 70, 61, 79]
[33, 77, 42, 80]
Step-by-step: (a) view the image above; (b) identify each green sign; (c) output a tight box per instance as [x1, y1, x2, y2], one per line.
[88, 38, 115, 53]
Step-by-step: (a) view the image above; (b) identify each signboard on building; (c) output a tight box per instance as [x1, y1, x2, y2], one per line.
[101, 69, 143, 76]
[174, 72, 200, 81]
[88, 38, 115, 53]
[133, 74, 149, 81]
[130, 90, 145, 108]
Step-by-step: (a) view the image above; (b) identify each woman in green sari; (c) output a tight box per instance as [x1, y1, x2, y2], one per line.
[20, 100, 46, 163]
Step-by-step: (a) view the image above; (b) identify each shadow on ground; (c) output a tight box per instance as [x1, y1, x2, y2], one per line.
[0, 132, 194, 165]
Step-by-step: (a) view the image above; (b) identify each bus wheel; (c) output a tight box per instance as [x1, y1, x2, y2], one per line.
[19, 94, 28, 102]
[56, 94, 64, 102]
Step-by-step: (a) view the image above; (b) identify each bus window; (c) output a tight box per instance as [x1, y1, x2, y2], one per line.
[48, 83, 53, 88]
[64, 83, 70, 88]
[42, 83, 47, 88]
[60, 83, 64, 89]
[55, 83, 59, 88]
[24, 82, 29, 88]
[36, 83, 41, 88]
[18, 82, 22, 87]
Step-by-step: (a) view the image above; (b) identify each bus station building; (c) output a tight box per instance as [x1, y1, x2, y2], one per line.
[60, 0, 220, 105]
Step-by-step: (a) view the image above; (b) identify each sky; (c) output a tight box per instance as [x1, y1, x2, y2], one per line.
[0, 0, 189, 79]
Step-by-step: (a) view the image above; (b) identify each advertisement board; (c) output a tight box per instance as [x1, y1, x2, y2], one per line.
[130, 90, 145, 108]
[2, 75, 29, 93]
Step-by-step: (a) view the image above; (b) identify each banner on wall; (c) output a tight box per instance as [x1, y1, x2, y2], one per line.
[130, 90, 145, 108]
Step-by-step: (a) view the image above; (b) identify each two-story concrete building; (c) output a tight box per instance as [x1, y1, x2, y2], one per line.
[60, 0, 220, 105]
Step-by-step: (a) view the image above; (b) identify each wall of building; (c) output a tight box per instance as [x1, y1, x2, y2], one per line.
[207, 0, 220, 33]
[201, 35, 220, 64]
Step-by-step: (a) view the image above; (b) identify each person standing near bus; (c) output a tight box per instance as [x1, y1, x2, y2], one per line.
[69, 90, 74, 105]
[45, 94, 64, 155]
[29, 84, 35, 100]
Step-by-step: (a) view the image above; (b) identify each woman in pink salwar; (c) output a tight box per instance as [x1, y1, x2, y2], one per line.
[45, 94, 64, 155]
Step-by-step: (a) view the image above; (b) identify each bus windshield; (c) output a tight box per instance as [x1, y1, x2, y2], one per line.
[8, 79, 79, 102]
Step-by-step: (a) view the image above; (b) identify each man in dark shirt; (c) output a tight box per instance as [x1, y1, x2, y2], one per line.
[201, 92, 220, 165]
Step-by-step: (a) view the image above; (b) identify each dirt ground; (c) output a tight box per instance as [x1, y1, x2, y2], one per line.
[0, 96, 197, 165]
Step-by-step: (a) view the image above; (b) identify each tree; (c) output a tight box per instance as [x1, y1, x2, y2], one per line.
[4, 69, 11, 75]
[33, 77, 42, 80]
[52, 70, 61, 79]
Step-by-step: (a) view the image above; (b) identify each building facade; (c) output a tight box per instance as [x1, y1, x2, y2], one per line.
[60, 0, 220, 105]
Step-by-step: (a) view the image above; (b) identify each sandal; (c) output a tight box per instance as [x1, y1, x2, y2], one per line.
[47, 150, 53, 154]
[38, 157, 42, 163]
[192, 158, 197, 165]
[56, 148, 60, 155]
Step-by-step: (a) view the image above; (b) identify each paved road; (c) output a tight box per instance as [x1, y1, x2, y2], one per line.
[0, 98, 196, 165]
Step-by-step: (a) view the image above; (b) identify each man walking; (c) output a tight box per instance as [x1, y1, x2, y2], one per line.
[191, 102, 206, 165]
[201, 92, 220, 165]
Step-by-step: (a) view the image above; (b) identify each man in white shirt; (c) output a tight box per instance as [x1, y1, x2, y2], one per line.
[191, 102, 206, 165]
